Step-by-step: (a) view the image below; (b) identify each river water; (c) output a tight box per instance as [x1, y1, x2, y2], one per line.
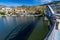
[0, 16, 48, 40]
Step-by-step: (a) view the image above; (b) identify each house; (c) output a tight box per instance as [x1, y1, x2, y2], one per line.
[4, 7, 12, 14]
[0, 7, 13, 14]
[15, 8, 26, 15]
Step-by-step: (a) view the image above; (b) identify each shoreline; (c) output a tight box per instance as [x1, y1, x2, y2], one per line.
[0, 14, 42, 17]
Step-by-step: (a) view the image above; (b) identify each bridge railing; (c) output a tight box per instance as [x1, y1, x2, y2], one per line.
[44, 5, 56, 40]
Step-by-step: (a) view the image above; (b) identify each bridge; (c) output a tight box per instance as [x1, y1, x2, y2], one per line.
[44, 2, 60, 40]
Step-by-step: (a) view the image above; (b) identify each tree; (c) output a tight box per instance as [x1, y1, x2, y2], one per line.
[0, 11, 6, 15]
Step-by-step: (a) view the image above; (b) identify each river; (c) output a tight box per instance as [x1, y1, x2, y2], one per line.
[0, 16, 48, 40]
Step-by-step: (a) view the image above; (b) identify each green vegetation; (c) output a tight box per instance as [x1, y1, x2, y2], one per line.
[0, 5, 46, 15]
[0, 11, 6, 15]
[17, 5, 46, 14]
[56, 10, 60, 13]
[35, 10, 43, 14]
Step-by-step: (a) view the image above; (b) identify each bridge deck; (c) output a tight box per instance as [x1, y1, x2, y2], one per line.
[54, 30, 60, 40]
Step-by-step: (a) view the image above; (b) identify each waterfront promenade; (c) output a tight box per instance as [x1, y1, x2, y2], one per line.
[44, 2, 60, 40]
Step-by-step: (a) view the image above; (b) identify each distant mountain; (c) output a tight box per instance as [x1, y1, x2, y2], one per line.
[0, 5, 7, 8]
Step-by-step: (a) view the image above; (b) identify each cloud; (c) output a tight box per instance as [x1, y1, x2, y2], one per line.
[33, 0, 60, 5]
[0, 0, 60, 6]
[0, 2, 22, 6]
[42, 0, 52, 2]
[34, 0, 52, 3]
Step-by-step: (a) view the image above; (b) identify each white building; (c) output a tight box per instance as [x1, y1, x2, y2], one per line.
[0, 7, 12, 14]
[15, 9, 26, 15]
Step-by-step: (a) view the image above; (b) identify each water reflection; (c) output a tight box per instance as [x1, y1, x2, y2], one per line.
[0, 16, 38, 40]
[0, 16, 48, 40]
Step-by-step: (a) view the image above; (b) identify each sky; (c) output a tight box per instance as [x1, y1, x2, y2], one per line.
[0, 0, 60, 6]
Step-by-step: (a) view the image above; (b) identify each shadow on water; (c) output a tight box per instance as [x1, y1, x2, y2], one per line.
[10, 22, 37, 40]
[5, 16, 40, 40]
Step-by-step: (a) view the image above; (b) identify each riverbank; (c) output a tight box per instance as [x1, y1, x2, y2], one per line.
[0, 14, 42, 17]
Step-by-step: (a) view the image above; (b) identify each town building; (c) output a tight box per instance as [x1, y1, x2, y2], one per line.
[0, 7, 13, 15]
